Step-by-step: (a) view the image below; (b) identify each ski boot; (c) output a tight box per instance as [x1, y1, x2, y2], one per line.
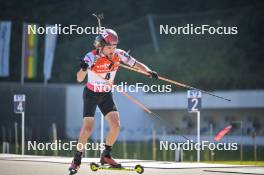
[100, 155, 122, 168]
[69, 151, 82, 175]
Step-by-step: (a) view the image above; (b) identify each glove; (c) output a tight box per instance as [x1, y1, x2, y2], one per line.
[147, 70, 158, 79]
[80, 59, 88, 71]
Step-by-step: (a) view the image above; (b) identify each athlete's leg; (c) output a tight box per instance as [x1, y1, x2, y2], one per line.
[98, 92, 119, 146]
[77, 87, 97, 152]
[69, 117, 94, 173]
[98, 92, 121, 167]
[105, 111, 120, 146]
[77, 117, 94, 151]
[100, 111, 121, 167]
[69, 87, 97, 173]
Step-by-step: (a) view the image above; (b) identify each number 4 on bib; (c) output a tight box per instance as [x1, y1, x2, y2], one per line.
[105, 73, 111, 80]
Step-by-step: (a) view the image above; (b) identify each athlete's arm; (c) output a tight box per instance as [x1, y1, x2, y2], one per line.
[76, 58, 89, 82]
[133, 61, 158, 79]
[133, 61, 151, 73]
[117, 49, 158, 79]
[77, 69, 87, 83]
[77, 51, 96, 83]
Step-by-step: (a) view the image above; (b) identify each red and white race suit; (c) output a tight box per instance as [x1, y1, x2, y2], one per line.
[83, 49, 136, 92]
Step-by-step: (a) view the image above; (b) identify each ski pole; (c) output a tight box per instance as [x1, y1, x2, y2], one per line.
[120, 64, 231, 102]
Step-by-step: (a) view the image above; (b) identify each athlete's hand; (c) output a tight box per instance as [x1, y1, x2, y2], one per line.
[147, 70, 158, 79]
[80, 59, 88, 71]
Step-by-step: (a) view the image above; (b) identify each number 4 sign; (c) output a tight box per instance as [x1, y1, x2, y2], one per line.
[14, 94, 26, 113]
[13, 94, 26, 155]
[187, 90, 202, 112]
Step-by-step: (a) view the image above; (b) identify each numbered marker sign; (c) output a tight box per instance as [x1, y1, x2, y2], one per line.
[14, 94, 26, 113]
[187, 90, 202, 112]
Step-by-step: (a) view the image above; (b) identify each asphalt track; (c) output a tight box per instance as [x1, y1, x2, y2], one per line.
[0, 154, 263, 175]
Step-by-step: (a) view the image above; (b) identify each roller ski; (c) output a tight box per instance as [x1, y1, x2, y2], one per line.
[90, 162, 144, 174]
[90, 149, 144, 174]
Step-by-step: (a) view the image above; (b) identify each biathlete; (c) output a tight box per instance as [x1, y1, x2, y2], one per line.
[69, 28, 158, 174]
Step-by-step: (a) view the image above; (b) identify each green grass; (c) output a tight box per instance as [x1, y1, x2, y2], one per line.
[203, 161, 264, 166]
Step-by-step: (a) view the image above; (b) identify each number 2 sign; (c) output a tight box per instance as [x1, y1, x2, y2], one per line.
[187, 90, 202, 112]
